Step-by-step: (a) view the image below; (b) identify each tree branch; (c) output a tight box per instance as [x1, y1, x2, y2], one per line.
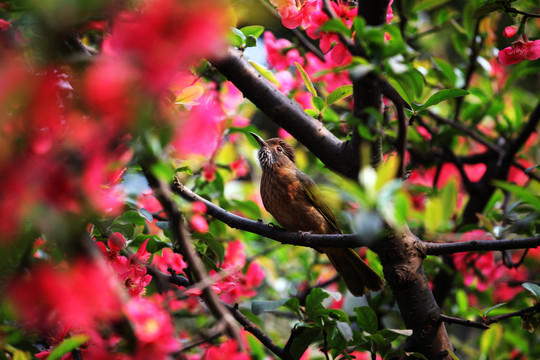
[172, 179, 378, 249]
[210, 48, 358, 179]
[151, 266, 292, 359]
[484, 303, 540, 325]
[439, 314, 489, 330]
[424, 235, 540, 256]
[143, 166, 244, 349]
[426, 110, 501, 154]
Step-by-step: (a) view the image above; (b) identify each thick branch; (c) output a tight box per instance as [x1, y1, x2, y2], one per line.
[172, 180, 377, 249]
[210, 48, 357, 179]
[374, 228, 453, 359]
[424, 235, 540, 256]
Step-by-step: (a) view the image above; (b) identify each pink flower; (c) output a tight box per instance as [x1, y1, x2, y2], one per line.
[387, 0, 394, 24]
[452, 231, 504, 291]
[108, 232, 126, 251]
[192, 201, 207, 214]
[498, 39, 540, 65]
[125, 297, 180, 359]
[203, 162, 217, 182]
[0, 18, 11, 31]
[270, 0, 318, 29]
[502, 26, 517, 38]
[7, 260, 123, 333]
[463, 163, 487, 182]
[190, 214, 209, 233]
[231, 157, 250, 177]
[152, 248, 187, 275]
[212, 240, 264, 304]
[204, 339, 250, 360]
[103, 0, 229, 94]
[263, 31, 303, 70]
[172, 94, 225, 158]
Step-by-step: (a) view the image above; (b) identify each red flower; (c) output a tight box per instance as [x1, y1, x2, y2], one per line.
[498, 39, 540, 65]
[125, 297, 180, 359]
[0, 18, 11, 31]
[263, 31, 304, 70]
[8, 260, 123, 333]
[190, 214, 209, 233]
[452, 231, 504, 291]
[270, 0, 318, 29]
[204, 339, 250, 360]
[231, 157, 250, 178]
[502, 26, 517, 38]
[103, 0, 229, 94]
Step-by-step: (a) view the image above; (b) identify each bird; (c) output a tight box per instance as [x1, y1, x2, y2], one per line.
[250, 132, 384, 296]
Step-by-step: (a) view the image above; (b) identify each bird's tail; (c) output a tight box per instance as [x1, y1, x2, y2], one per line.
[323, 248, 384, 297]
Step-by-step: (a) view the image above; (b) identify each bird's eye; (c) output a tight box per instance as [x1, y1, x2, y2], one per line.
[276, 146, 283, 152]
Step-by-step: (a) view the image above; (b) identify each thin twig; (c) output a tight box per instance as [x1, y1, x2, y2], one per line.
[484, 303, 540, 325]
[439, 314, 489, 330]
[143, 165, 244, 350]
[424, 235, 540, 256]
[426, 110, 501, 154]
[225, 303, 294, 360]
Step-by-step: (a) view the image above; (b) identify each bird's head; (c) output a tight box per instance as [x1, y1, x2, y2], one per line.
[251, 132, 296, 170]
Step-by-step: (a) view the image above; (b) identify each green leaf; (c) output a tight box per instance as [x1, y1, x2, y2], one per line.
[354, 306, 378, 334]
[473, 0, 504, 19]
[325, 84, 353, 107]
[493, 181, 540, 213]
[285, 326, 321, 360]
[117, 210, 146, 226]
[138, 208, 153, 223]
[109, 223, 134, 239]
[312, 96, 324, 111]
[240, 25, 264, 39]
[523, 282, 540, 297]
[245, 35, 257, 48]
[193, 233, 225, 266]
[249, 61, 279, 85]
[305, 288, 328, 319]
[412, 0, 450, 12]
[420, 89, 469, 111]
[320, 18, 352, 37]
[433, 57, 458, 86]
[175, 165, 193, 175]
[440, 180, 457, 228]
[46, 334, 89, 360]
[305, 109, 319, 118]
[484, 302, 506, 316]
[284, 297, 302, 318]
[295, 62, 317, 97]
[424, 197, 443, 233]
[252, 298, 290, 315]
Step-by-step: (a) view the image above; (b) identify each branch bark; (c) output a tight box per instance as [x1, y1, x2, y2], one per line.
[210, 48, 358, 179]
[173, 180, 378, 249]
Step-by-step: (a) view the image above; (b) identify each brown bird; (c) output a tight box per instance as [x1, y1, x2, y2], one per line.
[251, 132, 384, 296]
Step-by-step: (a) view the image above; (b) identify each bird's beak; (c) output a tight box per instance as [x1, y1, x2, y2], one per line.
[250, 132, 266, 148]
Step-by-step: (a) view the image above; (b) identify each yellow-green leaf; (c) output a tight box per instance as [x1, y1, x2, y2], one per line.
[175, 85, 204, 105]
[295, 62, 317, 97]
[250, 61, 279, 86]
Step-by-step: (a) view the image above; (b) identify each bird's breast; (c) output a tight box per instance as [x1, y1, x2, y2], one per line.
[260, 170, 331, 233]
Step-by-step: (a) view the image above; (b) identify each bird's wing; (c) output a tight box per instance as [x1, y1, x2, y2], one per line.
[296, 170, 343, 234]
